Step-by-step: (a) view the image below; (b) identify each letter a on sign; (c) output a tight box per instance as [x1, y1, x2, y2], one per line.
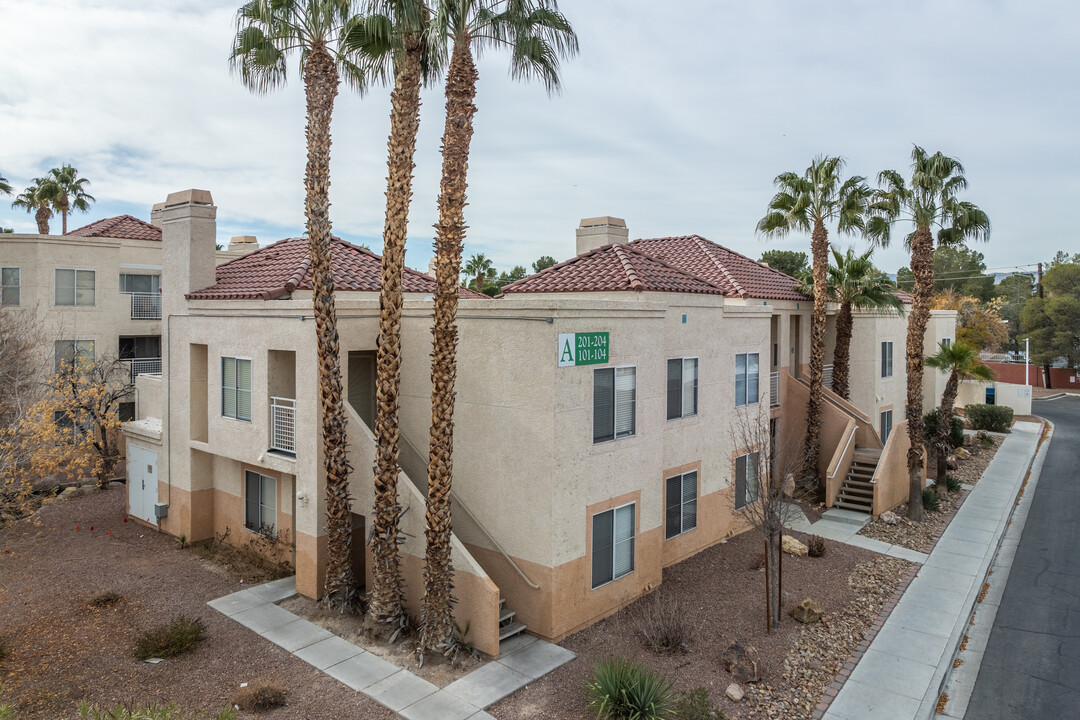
[557, 333, 576, 367]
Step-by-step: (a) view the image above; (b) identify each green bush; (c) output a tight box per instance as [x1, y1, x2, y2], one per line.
[946, 475, 963, 493]
[586, 657, 674, 720]
[135, 616, 206, 660]
[672, 688, 730, 720]
[922, 489, 940, 512]
[966, 404, 1013, 433]
[924, 409, 965, 449]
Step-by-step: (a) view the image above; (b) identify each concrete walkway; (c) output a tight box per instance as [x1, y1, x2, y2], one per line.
[818, 420, 1046, 720]
[208, 579, 574, 720]
[785, 504, 930, 564]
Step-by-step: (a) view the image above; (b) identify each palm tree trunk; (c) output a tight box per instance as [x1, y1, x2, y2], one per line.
[801, 218, 828, 493]
[833, 301, 853, 399]
[35, 205, 50, 234]
[60, 196, 69, 234]
[368, 36, 423, 632]
[419, 36, 478, 659]
[905, 227, 934, 522]
[303, 46, 358, 611]
[936, 373, 960, 499]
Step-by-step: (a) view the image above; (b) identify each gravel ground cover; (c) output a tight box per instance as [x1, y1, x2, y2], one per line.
[489, 530, 879, 720]
[0, 486, 394, 720]
[858, 434, 1003, 552]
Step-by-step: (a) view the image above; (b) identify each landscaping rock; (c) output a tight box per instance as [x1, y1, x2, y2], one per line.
[109, 481, 124, 489]
[946, 454, 959, 469]
[782, 473, 795, 497]
[726, 683, 745, 702]
[955, 447, 972, 460]
[60, 487, 80, 499]
[721, 640, 761, 683]
[790, 597, 824, 624]
[781, 535, 808, 557]
[880, 511, 899, 525]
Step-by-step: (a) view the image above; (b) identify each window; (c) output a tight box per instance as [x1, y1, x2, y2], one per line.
[55, 269, 95, 306]
[119, 273, 161, 294]
[880, 410, 893, 445]
[665, 471, 698, 539]
[1, 267, 19, 306]
[734, 452, 760, 511]
[244, 470, 276, 533]
[54, 340, 95, 373]
[118, 401, 136, 423]
[881, 341, 894, 378]
[591, 503, 635, 588]
[735, 353, 760, 406]
[942, 338, 952, 348]
[593, 366, 636, 443]
[222, 357, 252, 421]
[666, 357, 698, 419]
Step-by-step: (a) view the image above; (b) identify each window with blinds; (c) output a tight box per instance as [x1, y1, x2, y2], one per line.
[55, 269, 96, 306]
[880, 409, 893, 445]
[665, 471, 698, 539]
[593, 366, 636, 443]
[119, 273, 161, 294]
[881, 341, 894, 378]
[667, 358, 698, 419]
[244, 470, 276, 534]
[222, 357, 253, 421]
[1, 267, 20, 306]
[734, 452, 760, 510]
[54, 339, 95, 373]
[591, 503, 635, 589]
[735, 353, 760, 406]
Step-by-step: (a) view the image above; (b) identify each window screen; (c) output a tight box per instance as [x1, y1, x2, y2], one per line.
[594, 366, 635, 443]
[668, 358, 698, 419]
[223, 357, 252, 421]
[736, 353, 760, 406]
[665, 471, 698, 539]
[1, 267, 19, 306]
[591, 504, 635, 588]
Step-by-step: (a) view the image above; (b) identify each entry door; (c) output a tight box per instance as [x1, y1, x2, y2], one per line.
[127, 445, 159, 526]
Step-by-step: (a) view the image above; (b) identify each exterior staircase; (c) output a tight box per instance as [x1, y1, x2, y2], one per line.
[834, 447, 881, 513]
[499, 596, 527, 646]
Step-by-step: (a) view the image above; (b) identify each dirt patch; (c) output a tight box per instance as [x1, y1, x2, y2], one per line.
[278, 595, 482, 687]
[489, 530, 880, 720]
[190, 527, 293, 586]
[0, 486, 395, 720]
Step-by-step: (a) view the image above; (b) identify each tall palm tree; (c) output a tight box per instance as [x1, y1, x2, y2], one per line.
[925, 341, 994, 498]
[48, 165, 95, 235]
[12, 177, 61, 234]
[342, 0, 436, 636]
[0, 172, 12, 197]
[868, 146, 990, 521]
[231, 0, 369, 610]
[419, 0, 577, 659]
[463, 252, 492, 291]
[757, 157, 871, 494]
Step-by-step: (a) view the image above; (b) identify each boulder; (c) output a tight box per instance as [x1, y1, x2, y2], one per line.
[781, 535, 808, 557]
[956, 447, 972, 460]
[880, 510, 900, 526]
[726, 683, 745, 702]
[720, 640, 760, 683]
[782, 473, 796, 497]
[790, 597, 824, 624]
[60, 487, 80, 499]
[946, 455, 959, 470]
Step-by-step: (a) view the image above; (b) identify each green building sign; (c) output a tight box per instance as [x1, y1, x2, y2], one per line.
[558, 332, 609, 367]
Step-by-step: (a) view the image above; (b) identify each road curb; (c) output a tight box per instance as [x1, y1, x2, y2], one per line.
[917, 420, 1053, 719]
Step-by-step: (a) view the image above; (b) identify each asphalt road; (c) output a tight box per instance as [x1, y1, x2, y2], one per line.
[966, 397, 1080, 719]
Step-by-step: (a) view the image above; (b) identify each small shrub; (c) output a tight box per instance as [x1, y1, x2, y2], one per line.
[135, 616, 206, 660]
[924, 409, 966, 449]
[635, 591, 693, 654]
[966, 404, 1013, 433]
[807, 535, 826, 558]
[922, 489, 940, 512]
[672, 687, 729, 720]
[89, 591, 123, 608]
[586, 657, 675, 720]
[0, 705, 13, 720]
[977, 431, 996, 448]
[231, 683, 287, 714]
[946, 475, 963, 493]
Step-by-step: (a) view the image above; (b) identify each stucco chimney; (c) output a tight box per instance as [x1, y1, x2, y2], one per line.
[428, 257, 437, 277]
[576, 216, 628, 256]
[149, 201, 166, 228]
[161, 190, 217, 313]
[228, 235, 259, 254]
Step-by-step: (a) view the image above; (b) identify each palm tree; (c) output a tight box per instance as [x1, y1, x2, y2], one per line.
[342, 0, 436, 637]
[12, 177, 61, 234]
[868, 146, 990, 521]
[419, 0, 577, 660]
[48, 165, 95, 235]
[231, 0, 369, 611]
[925, 341, 994, 498]
[463, 252, 492, 291]
[0, 172, 12, 197]
[757, 156, 871, 494]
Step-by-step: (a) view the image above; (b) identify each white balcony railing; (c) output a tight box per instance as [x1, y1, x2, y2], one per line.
[270, 396, 296, 455]
[822, 364, 834, 391]
[130, 293, 162, 319]
[769, 371, 780, 407]
[124, 357, 162, 385]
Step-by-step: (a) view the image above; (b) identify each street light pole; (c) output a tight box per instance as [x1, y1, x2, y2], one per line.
[1025, 337, 1030, 386]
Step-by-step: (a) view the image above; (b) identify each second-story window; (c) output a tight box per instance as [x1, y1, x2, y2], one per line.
[735, 352, 760, 407]
[119, 273, 161, 294]
[667, 357, 698, 419]
[881, 341, 894, 378]
[54, 340, 95, 373]
[55, 269, 95, 306]
[222, 356, 252, 421]
[594, 366, 636, 443]
[1, 267, 19, 306]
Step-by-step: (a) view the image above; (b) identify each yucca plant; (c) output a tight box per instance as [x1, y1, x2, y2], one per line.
[586, 657, 675, 720]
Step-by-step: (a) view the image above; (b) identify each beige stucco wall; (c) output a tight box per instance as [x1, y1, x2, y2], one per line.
[923, 310, 958, 409]
[844, 309, 908, 439]
[956, 379, 1032, 416]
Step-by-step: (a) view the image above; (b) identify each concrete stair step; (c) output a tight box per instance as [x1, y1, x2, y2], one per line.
[853, 447, 882, 460]
[822, 507, 872, 525]
[499, 597, 506, 609]
[499, 620, 527, 642]
[832, 499, 873, 514]
[840, 485, 874, 498]
[499, 607, 517, 626]
[844, 477, 874, 488]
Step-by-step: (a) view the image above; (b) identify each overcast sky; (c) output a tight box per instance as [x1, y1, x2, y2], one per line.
[2, 0, 1076, 278]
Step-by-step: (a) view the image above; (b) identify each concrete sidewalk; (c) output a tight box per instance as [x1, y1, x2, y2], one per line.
[819, 420, 1046, 720]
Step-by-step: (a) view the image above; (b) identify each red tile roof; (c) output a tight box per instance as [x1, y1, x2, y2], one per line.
[66, 215, 161, 241]
[500, 242, 726, 296]
[185, 237, 488, 301]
